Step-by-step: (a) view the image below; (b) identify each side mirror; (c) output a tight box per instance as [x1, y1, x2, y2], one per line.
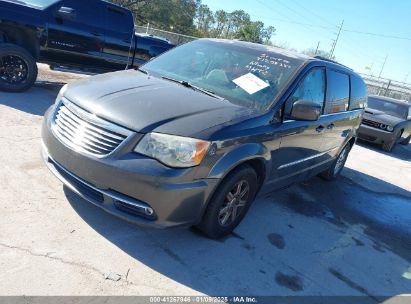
[56, 7, 76, 20]
[290, 100, 321, 121]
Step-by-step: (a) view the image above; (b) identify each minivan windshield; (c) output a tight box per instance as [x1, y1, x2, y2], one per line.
[142, 40, 305, 111]
[368, 97, 409, 119]
[6, 0, 57, 8]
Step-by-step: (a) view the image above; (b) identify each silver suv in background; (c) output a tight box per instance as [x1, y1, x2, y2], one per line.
[358, 95, 411, 151]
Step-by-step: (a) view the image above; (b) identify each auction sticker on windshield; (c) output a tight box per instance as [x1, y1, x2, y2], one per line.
[233, 73, 270, 95]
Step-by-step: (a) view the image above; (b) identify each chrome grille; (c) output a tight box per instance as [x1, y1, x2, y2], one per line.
[52, 98, 132, 156]
[362, 119, 380, 129]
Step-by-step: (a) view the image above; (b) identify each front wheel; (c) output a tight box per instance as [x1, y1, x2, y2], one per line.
[382, 140, 396, 152]
[401, 136, 410, 146]
[197, 165, 258, 239]
[320, 144, 351, 181]
[382, 131, 401, 152]
[0, 44, 38, 92]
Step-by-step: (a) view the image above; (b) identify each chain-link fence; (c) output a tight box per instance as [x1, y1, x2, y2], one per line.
[360, 74, 411, 102]
[135, 24, 197, 46]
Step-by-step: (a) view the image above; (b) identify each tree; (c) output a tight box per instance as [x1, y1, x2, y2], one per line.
[223, 10, 250, 39]
[196, 4, 214, 37]
[261, 26, 275, 43]
[303, 47, 336, 60]
[111, 0, 276, 43]
[270, 40, 296, 51]
[211, 10, 228, 38]
[112, 0, 200, 35]
[236, 21, 271, 43]
[111, 0, 145, 8]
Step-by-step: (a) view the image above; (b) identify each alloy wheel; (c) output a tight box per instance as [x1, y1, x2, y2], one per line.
[0, 55, 29, 84]
[218, 179, 250, 227]
[334, 146, 349, 176]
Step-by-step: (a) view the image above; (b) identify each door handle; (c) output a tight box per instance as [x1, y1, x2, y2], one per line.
[316, 125, 325, 133]
[56, 6, 76, 21]
[91, 31, 102, 37]
[327, 123, 335, 130]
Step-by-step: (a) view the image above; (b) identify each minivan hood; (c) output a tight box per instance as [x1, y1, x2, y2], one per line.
[64, 70, 257, 138]
[363, 107, 404, 126]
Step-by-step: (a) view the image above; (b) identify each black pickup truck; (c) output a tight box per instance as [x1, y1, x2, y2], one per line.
[0, 0, 175, 92]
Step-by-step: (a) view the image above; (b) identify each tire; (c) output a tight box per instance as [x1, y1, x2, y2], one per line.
[381, 131, 401, 152]
[400, 136, 410, 146]
[382, 140, 396, 152]
[197, 164, 258, 239]
[320, 143, 351, 181]
[0, 43, 38, 92]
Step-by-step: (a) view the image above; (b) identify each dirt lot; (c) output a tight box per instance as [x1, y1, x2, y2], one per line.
[0, 65, 410, 298]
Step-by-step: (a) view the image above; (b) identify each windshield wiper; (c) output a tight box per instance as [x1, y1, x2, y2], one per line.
[161, 76, 226, 101]
[137, 67, 150, 76]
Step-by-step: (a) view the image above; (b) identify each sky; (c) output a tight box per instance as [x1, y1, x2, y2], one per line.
[202, 0, 411, 83]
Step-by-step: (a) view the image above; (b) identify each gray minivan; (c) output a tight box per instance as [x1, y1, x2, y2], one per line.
[42, 39, 367, 238]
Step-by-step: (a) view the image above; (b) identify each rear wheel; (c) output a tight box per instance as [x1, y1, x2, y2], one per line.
[320, 144, 351, 181]
[197, 165, 258, 239]
[0, 44, 38, 92]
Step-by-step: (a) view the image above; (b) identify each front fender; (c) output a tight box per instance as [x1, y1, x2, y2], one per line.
[208, 143, 269, 180]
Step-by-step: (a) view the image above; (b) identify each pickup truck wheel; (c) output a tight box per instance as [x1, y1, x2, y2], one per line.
[320, 144, 351, 181]
[196, 164, 258, 239]
[0, 44, 38, 92]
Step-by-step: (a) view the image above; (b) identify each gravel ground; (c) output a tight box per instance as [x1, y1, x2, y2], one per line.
[0, 65, 410, 299]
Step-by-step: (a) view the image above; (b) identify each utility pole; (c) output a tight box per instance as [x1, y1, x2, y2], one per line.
[378, 55, 388, 79]
[329, 20, 344, 59]
[404, 72, 409, 83]
[368, 62, 374, 76]
[315, 41, 320, 55]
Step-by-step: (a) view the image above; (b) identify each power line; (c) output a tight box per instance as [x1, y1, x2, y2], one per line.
[341, 29, 411, 41]
[207, 2, 384, 64]
[274, 0, 377, 60]
[206, 2, 411, 41]
[289, 0, 336, 27]
[254, 0, 334, 41]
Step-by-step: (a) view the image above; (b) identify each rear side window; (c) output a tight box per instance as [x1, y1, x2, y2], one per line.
[285, 68, 326, 116]
[105, 6, 133, 35]
[324, 70, 349, 114]
[350, 75, 367, 110]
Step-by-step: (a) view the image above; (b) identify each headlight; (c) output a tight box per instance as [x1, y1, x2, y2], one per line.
[55, 84, 68, 104]
[134, 133, 210, 168]
[386, 125, 394, 132]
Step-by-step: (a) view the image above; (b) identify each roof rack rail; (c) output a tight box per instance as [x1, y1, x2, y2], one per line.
[314, 56, 352, 70]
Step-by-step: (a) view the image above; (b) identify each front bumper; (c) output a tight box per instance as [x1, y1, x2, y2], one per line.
[41, 107, 219, 228]
[357, 124, 396, 144]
